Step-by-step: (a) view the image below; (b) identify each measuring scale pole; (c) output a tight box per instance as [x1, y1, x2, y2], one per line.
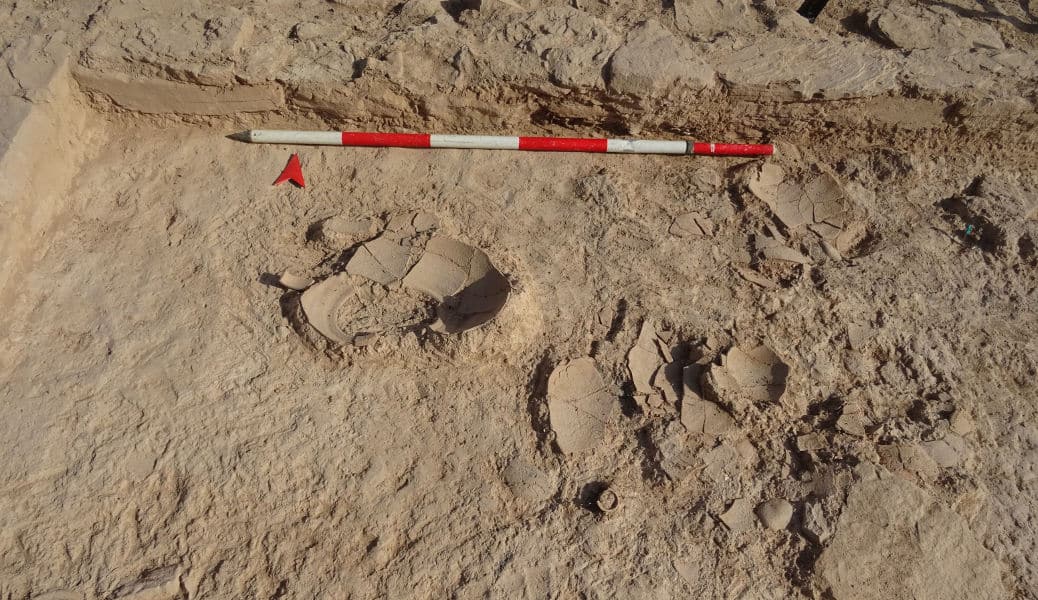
[230, 130, 775, 157]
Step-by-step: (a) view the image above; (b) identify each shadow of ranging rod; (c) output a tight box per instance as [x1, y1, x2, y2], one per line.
[228, 130, 775, 157]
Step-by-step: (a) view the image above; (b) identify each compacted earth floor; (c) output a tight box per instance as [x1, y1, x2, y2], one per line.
[1, 1, 1037, 598]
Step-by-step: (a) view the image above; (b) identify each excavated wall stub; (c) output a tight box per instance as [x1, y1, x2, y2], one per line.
[1, 38, 97, 324]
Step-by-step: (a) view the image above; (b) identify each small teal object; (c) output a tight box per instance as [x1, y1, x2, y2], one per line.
[964, 224, 974, 235]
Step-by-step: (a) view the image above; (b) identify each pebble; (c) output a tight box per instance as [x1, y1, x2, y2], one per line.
[735, 437, 759, 465]
[950, 409, 975, 436]
[836, 404, 867, 437]
[290, 22, 322, 41]
[852, 460, 880, 482]
[796, 432, 826, 452]
[399, 0, 447, 23]
[921, 434, 970, 468]
[702, 443, 740, 483]
[756, 499, 793, 530]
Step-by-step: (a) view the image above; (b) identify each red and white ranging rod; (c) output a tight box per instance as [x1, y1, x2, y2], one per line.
[229, 130, 774, 157]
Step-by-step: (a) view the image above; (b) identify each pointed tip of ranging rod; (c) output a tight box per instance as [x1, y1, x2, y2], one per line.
[227, 130, 252, 143]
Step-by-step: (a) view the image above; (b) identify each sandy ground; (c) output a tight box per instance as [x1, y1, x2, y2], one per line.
[2, 1, 1038, 599]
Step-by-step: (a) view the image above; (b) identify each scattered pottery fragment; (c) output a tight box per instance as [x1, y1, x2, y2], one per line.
[299, 273, 358, 345]
[758, 237, 812, 265]
[595, 488, 620, 513]
[681, 397, 735, 437]
[627, 321, 665, 395]
[734, 265, 778, 289]
[801, 502, 831, 544]
[299, 274, 432, 346]
[401, 236, 470, 298]
[346, 233, 414, 285]
[627, 320, 683, 410]
[401, 235, 511, 333]
[878, 443, 939, 480]
[921, 433, 970, 468]
[820, 238, 842, 260]
[764, 221, 785, 242]
[652, 366, 680, 407]
[756, 498, 793, 530]
[762, 245, 812, 265]
[278, 271, 314, 291]
[708, 344, 790, 404]
[726, 344, 789, 401]
[312, 215, 377, 248]
[670, 211, 714, 237]
[411, 211, 438, 231]
[595, 304, 615, 335]
[833, 220, 869, 254]
[682, 362, 706, 397]
[746, 163, 785, 204]
[773, 173, 847, 232]
[547, 358, 615, 454]
[836, 400, 867, 437]
[298, 214, 511, 344]
[719, 498, 755, 531]
[797, 432, 826, 453]
[747, 166, 854, 247]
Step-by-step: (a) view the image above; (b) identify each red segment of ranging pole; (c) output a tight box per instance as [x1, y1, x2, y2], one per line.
[229, 130, 774, 157]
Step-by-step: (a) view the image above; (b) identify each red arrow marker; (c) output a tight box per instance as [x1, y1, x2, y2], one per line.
[273, 153, 305, 187]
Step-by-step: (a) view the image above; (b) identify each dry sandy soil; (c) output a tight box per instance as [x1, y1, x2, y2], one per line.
[2, 0, 1037, 598]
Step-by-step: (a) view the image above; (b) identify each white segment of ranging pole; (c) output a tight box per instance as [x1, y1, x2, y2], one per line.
[605, 139, 688, 154]
[246, 130, 343, 145]
[430, 134, 520, 150]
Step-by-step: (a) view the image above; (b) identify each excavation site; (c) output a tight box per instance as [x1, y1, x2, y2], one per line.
[1, 1, 1037, 598]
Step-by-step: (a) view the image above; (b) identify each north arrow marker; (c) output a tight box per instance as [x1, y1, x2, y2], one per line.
[273, 153, 306, 187]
